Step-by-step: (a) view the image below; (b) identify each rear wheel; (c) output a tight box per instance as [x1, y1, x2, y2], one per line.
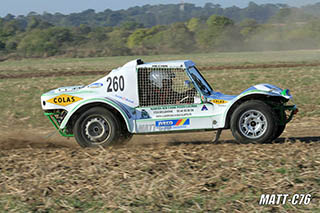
[73, 107, 121, 147]
[231, 100, 277, 144]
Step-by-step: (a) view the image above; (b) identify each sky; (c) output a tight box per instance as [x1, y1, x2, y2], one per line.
[1, 0, 319, 17]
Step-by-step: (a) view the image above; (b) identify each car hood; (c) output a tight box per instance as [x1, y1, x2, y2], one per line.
[45, 85, 85, 95]
[240, 83, 292, 99]
[206, 83, 292, 104]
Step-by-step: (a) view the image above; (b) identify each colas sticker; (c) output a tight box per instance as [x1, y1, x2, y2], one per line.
[47, 94, 83, 106]
[210, 99, 228, 104]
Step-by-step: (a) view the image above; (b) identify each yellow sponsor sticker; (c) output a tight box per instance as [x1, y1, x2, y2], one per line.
[47, 94, 83, 106]
[210, 99, 228, 104]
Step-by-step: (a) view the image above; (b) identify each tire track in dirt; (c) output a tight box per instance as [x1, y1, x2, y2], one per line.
[1, 120, 320, 150]
[0, 131, 219, 150]
[1, 134, 319, 151]
[1, 62, 320, 79]
[0, 130, 79, 150]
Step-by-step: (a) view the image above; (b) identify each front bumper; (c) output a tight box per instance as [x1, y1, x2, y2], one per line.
[44, 112, 74, 137]
[279, 105, 298, 125]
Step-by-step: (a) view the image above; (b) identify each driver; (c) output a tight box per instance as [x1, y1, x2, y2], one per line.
[147, 70, 197, 105]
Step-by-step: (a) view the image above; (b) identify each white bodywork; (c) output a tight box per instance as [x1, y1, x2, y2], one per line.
[41, 59, 293, 134]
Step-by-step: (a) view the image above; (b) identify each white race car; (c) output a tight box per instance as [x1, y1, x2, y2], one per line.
[41, 59, 298, 147]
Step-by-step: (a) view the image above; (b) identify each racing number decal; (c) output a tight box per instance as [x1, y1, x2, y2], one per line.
[118, 76, 125, 91]
[107, 77, 112, 92]
[107, 76, 124, 92]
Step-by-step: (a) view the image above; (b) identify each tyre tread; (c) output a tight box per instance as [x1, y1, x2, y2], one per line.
[73, 107, 122, 147]
[230, 100, 277, 144]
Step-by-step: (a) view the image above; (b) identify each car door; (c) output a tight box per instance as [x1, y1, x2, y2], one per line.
[135, 67, 215, 133]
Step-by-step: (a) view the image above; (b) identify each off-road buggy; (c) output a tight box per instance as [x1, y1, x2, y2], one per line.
[41, 59, 298, 147]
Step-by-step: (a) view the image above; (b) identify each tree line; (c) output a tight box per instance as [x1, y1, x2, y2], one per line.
[0, 2, 320, 58]
[2, 2, 320, 28]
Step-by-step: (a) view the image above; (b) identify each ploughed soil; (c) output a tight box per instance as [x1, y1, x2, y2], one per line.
[0, 117, 319, 150]
[0, 59, 319, 211]
[1, 62, 320, 79]
[0, 117, 319, 212]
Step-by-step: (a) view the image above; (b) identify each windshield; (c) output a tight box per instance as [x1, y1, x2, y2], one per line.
[188, 66, 213, 95]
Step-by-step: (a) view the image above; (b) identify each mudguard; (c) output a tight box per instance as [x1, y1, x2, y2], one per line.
[219, 83, 294, 127]
[60, 97, 134, 132]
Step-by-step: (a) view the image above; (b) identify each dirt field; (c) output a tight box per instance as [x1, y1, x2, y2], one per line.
[1, 117, 320, 150]
[1, 62, 320, 79]
[0, 118, 319, 212]
[1, 51, 320, 212]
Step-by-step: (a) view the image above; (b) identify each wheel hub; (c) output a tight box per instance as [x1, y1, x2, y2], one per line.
[239, 110, 268, 139]
[84, 117, 110, 143]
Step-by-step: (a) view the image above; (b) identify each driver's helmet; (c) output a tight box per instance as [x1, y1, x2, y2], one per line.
[149, 70, 175, 89]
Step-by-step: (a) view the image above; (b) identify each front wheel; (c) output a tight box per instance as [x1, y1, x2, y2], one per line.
[118, 129, 133, 145]
[230, 100, 277, 144]
[73, 107, 121, 147]
[274, 124, 286, 140]
[273, 109, 287, 140]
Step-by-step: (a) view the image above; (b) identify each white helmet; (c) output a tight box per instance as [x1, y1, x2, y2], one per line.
[149, 70, 175, 89]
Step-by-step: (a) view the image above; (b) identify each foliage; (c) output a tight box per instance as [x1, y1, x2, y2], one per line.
[17, 27, 73, 57]
[0, 2, 301, 28]
[0, 2, 320, 58]
[196, 15, 236, 50]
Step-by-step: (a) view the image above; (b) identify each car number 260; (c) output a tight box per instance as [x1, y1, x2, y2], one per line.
[107, 76, 125, 92]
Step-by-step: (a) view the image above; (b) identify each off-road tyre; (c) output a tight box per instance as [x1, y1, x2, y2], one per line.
[73, 107, 121, 147]
[273, 107, 287, 141]
[230, 100, 277, 144]
[118, 130, 133, 145]
[274, 124, 286, 140]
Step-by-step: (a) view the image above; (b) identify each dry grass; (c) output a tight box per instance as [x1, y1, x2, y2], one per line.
[1, 63, 319, 129]
[1, 49, 319, 75]
[0, 50, 320, 212]
[0, 140, 319, 212]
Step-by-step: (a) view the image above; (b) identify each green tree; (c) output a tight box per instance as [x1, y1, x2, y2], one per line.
[17, 27, 73, 57]
[88, 27, 111, 42]
[6, 40, 18, 51]
[27, 17, 53, 31]
[77, 24, 91, 34]
[196, 15, 234, 50]
[239, 19, 259, 39]
[207, 15, 234, 28]
[0, 40, 5, 50]
[127, 28, 148, 49]
[120, 21, 144, 31]
[187, 17, 201, 32]
[104, 28, 131, 56]
[2, 20, 23, 37]
[159, 22, 195, 52]
[270, 8, 291, 23]
[127, 25, 166, 54]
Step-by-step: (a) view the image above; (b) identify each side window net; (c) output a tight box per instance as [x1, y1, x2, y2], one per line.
[138, 67, 192, 107]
